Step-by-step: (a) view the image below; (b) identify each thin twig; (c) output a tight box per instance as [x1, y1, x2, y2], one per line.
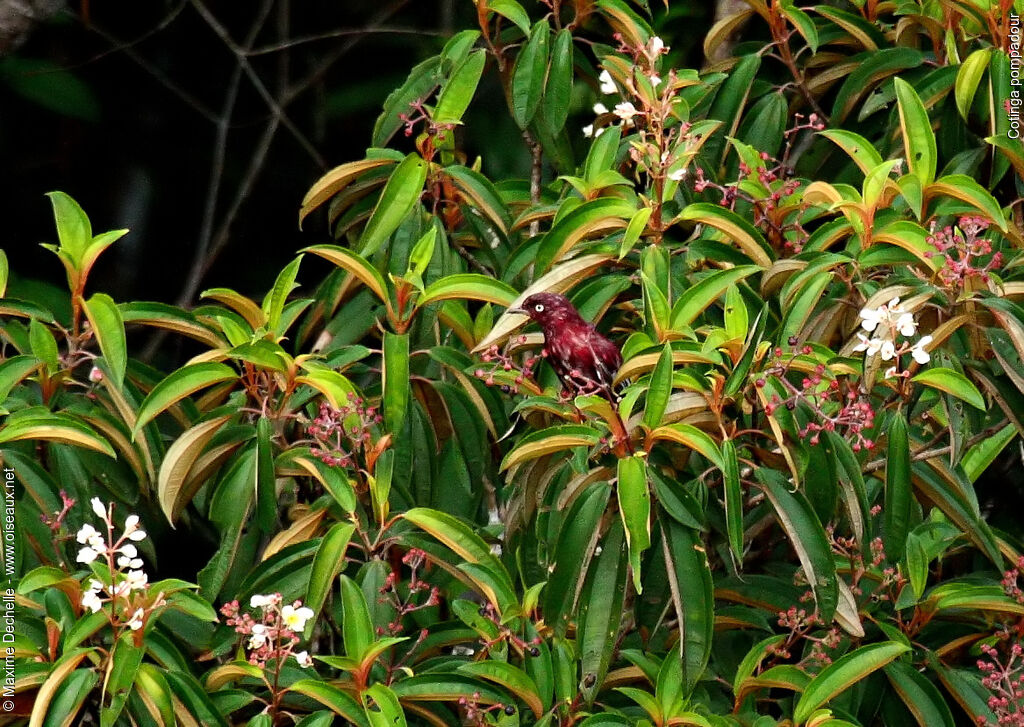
[247, 26, 439, 56]
[189, 0, 325, 168]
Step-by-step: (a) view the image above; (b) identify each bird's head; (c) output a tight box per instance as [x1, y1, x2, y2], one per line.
[509, 292, 579, 328]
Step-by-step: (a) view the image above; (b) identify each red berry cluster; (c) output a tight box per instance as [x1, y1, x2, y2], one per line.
[307, 398, 382, 468]
[925, 215, 1002, 289]
[759, 346, 876, 451]
[977, 640, 1024, 725]
[474, 337, 540, 394]
[377, 548, 441, 636]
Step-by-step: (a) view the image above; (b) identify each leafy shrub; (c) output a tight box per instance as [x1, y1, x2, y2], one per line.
[5, 1, 1024, 725]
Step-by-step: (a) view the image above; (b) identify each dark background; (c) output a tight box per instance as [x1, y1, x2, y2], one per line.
[1, 1, 715, 314]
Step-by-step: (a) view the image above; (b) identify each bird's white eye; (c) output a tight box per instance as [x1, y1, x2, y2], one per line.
[534, 303, 545, 313]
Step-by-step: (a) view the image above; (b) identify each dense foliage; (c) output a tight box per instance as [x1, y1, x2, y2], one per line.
[4, 0, 1024, 725]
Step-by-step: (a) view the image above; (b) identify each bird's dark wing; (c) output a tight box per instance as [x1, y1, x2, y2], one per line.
[582, 329, 622, 393]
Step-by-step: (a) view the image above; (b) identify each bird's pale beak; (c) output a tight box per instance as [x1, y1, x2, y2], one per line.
[507, 306, 528, 316]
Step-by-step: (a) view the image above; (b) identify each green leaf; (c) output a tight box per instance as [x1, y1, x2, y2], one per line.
[295, 367, 358, 410]
[459, 661, 544, 718]
[419, 274, 518, 308]
[29, 317, 59, 376]
[303, 243, 391, 303]
[340, 575, 375, 661]
[383, 332, 410, 434]
[543, 29, 574, 133]
[46, 190, 92, 263]
[661, 518, 714, 696]
[535, 198, 634, 272]
[488, 0, 531, 35]
[403, 508, 513, 592]
[894, 77, 937, 187]
[435, 48, 486, 124]
[546, 482, 612, 635]
[819, 129, 884, 175]
[158, 414, 233, 524]
[721, 440, 744, 570]
[619, 206, 652, 259]
[926, 174, 1007, 231]
[756, 468, 838, 621]
[793, 642, 910, 724]
[363, 684, 407, 727]
[830, 47, 923, 123]
[780, 0, 818, 53]
[262, 254, 303, 334]
[0, 407, 114, 457]
[647, 423, 723, 470]
[578, 520, 628, 705]
[705, 54, 760, 166]
[884, 413, 911, 563]
[500, 424, 602, 471]
[133, 362, 238, 435]
[0, 249, 7, 297]
[885, 656, 956, 727]
[955, 48, 991, 120]
[358, 153, 428, 257]
[289, 680, 369, 727]
[306, 522, 354, 620]
[617, 455, 651, 593]
[912, 368, 985, 410]
[82, 293, 127, 387]
[100, 633, 144, 727]
[671, 265, 760, 328]
[512, 20, 549, 128]
[643, 344, 674, 430]
[677, 204, 772, 267]
[962, 423, 1016, 483]
[0, 355, 40, 405]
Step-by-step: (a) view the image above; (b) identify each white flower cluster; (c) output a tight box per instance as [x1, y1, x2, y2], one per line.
[852, 297, 932, 379]
[245, 593, 315, 668]
[76, 497, 150, 627]
[583, 36, 667, 139]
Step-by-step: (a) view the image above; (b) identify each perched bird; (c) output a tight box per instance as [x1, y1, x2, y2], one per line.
[509, 292, 622, 400]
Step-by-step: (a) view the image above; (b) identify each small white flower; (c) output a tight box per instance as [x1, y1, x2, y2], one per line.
[852, 333, 883, 356]
[884, 366, 900, 379]
[649, 73, 662, 87]
[649, 36, 666, 55]
[127, 529, 147, 542]
[613, 101, 637, 122]
[248, 624, 268, 649]
[593, 102, 608, 115]
[880, 341, 897, 361]
[583, 124, 594, 138]
[88, 366, 104, 382]
[895, 312, 917, 337]
[594, 127, 605, 137]
[125, 569, 148, 591]
[911, 335, 932, 364]
[859, 306, 884, 333]
[598, 69, 616, 94]
[667, 168, 686, 182]
[81, 589, 103, 613]
[295, 650, 313, 668]
[91, 497, 108, 521]
[124, 514, 140, 533]
[118, 543, 138, 558]
[127, 608, 145, 631]
[281, 604, 314, 631]
[76, 523, 100, 545]
[117, 555, 144, 570]
[77, 546, 100, 564]
[250, 594, 276, 608]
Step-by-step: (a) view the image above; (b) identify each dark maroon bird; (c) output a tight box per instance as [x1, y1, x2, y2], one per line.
[509, 292, 622, 399]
